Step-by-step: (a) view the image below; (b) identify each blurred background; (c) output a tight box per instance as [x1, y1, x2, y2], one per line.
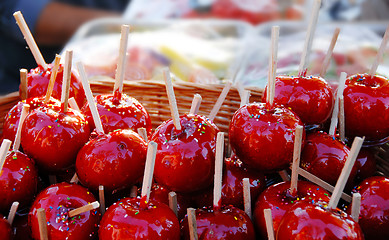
[1, 0, 388, 95]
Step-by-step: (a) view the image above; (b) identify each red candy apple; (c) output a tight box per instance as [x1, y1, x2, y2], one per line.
[21, 105, 90, 172]
[343, 73, 389, 145]
[253, 181, 331, 238]
[262, 75, 334, 126]
[22, 64, 85, 108]
[300, 131, 357, 188]
[29, 182, 100, 240]
[277, 201, 364, 239]
[151, 114, 219, 193]
[76, 129, 147, 192]
[0, 214, 12, 240]
[99, 197, 180, 239]
[0, 150, 38, 213]
[229, 103, 303, 172]
[82, 90, 152, 135]
[348, 176, 389, 240]
[181, 206, 256, 240]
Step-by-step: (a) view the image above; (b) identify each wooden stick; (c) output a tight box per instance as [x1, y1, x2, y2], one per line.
[298, 0, 321, 76]
[61, 50, 72, 113]
[0, 139, 12, 174]
[328, 137, 364, 210]
[77, 62, 105, 134]
[264, 209, 275, 240]
[240, 90, 251, 107]
[19, 69, 28, 100]
[44, 54, 61, 104]
[49, 175, 57, 185]
[329, 72, 347, 136]
[68, 201, 100, 218]
[339, 96, 345, 142]
[13, 104, 30, 151]
[99, 185, 105, 215]
[278, 170, 290, 181]
[351, 193, 361, 222]
[137, 128, 148, 142]
[189, 94, 202, 115]
[68, 97, 80, 111]
[290, 125, 304, 196]
[13, 11, 47, 70]
[141, 141, 157, 202]
[319, 28, 340, 77]
[163, 69, 181, 130]
[297, 167, 352, 202]
[266, 26, 279, 109]
[369, 25, 389, 76]
[209, 81, 232, 121]
[70, 173, 79, 184]
[130, 186, 138, 198]
[113, 25, 130, 94]
[7, 201, 19, 225]
[37, 208, 48, 240]
[242, 178, 252, 219]
[213, 132, 224, 209]
[187, 208, 198, 240]
[168, 192, 178, 217]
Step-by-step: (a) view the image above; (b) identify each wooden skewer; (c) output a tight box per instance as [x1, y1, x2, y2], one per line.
[49, 175, 57, 185]
[19, 69, 28, 100]
[0, 139, 12, 175]
[266, 26, 279, 109]
[298, 0, 321, 76]
[328, 137, 364, 210]
[189, 94, 202, 115]
[61, 50, 72, 113]
[163, 69, 181, 130]
[113, 25, 130, 95]
[37, 208, 49, 240]
[319, 28, 340, 77]
[290, 125, 304, 196]
[141, 141, 158, 202]
[13, 104, 30, 151]
[369, 25, 389, 77]
[77, 62, 105, 134]
[329, 72, 347, 137]
[339, 96, 345, 142]
[137, 128, 148, 142]
[68, 97, 80, 111]
[99, 185, 105, 215]
[187, 208, 198, 240]
[168, 192, 178, 217]
[13, 11, 47, 70]
[242, 178, 252, 219]
[240, 90, 251, 107]
[68, 201, 100, 218]
[213, 132, 225, 209]
[70, 173, 79, 184]
[7, 201, 19, 225]
[208, 81, 232, 121]
[278, 170, 290, 181]
[44, 54, 61, 104]
[351, 192, 361, 222]
[264, 209, 275, 240]
[130, 186, 138, 198]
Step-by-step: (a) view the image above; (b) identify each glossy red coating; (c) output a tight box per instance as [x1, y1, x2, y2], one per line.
[0, 214, 12, 240]
[21, 64, 86, 108]
[344, 73, 389, 145]
[253, 181, 331, 239]
[348, 176, 389, 240]
[13, 214, 33, 240]
[2, 97, 60, 143]
[21, 105, 90, 173]
[82, 91, 152, 135]
[300, 131, 356, 188]
[0, 150, 38, 213]
[277, 201, 364, 240]
[229, 103, 304, 172]
[151, 114, 219, 193]
[354, 148, 376, 185]
[76, 129, 147, 192]
[262, 75, 334, 125]
[99, 197, 180, 240]
[29, 182, 101, 240]
[181, 206, 255, 240]
[191, 154, 266, 209]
